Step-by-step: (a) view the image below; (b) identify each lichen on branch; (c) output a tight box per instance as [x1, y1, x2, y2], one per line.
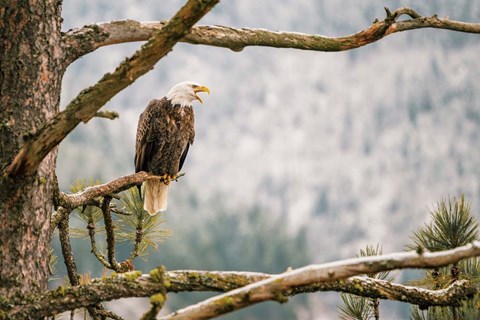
[4, 244, 480, 319]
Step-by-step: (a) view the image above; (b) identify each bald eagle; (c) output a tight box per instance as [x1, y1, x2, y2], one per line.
[135, 81, 210, 215]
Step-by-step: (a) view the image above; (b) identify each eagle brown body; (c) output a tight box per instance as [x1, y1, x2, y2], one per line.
[135, 98, 195, 215]
[135, 97, 195, 177]
[134, 81, 209, 215]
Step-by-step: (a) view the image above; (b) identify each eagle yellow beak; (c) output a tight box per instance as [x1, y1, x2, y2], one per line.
[193, 86, 210, 104]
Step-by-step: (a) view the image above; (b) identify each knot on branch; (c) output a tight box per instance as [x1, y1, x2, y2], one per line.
[119, 260, 135, 272]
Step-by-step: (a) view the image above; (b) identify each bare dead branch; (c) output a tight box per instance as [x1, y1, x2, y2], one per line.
[5, 243, 480, 319]
[62, 7, 480, 63]
[160, 242, 480, 320]
[4, 0, 219, 178]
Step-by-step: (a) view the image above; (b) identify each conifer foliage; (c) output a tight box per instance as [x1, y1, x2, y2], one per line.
[338, 196, 480, 320]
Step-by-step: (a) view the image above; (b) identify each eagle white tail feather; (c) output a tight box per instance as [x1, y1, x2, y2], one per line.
[143, 180, 169, 215]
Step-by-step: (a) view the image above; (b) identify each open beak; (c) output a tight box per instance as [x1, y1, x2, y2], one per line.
[193, 86, 210, 104]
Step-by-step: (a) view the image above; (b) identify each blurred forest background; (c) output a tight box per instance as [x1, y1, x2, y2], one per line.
[52, 1, 480, 319]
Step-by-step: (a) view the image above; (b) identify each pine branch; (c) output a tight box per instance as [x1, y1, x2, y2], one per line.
[5, 243, 480, 319]
[62, 7, 480, 64]
[3, 0, 219, 178]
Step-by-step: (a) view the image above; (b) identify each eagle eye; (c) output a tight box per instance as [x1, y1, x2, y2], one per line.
[191, 84, 198, 88]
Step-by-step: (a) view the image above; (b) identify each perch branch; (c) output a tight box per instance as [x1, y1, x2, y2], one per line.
[5, 243, 480, 319]
[62, 7, 480, 64]
[51, 172, 182, 235]
[3, 0, 219, 178]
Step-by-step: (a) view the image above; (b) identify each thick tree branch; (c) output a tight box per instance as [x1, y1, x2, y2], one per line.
[161, 242, 480, 320]
[62, 7, 480, 63]
[3, 0, 219, 178]
[5, 243, 480, 319]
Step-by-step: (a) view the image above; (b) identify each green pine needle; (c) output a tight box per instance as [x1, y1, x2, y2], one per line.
[70, 179, 104, 225]
[410, 306, 429, 320]
[338, 245, 392, 320]
[408, 195, 478, 252]
[338, 293, 374, 320]
[116, 187, 172, 256]
[357, 244, 396, 282]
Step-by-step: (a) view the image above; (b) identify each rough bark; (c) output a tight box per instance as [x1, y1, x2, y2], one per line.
[0, 0, 63, 298]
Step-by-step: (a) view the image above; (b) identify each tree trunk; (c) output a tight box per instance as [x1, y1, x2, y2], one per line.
[0, 1, 63, 298]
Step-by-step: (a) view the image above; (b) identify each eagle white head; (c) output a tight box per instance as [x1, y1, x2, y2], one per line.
[166, 81, 210, 107]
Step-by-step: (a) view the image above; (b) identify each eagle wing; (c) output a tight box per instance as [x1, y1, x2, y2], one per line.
[178, 107, 195, 172]
[178, 143, 190, 172]
[135, 98, 168, 174]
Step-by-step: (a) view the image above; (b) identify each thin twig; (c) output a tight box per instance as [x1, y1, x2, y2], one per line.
[128, 225, 143, 262]
[87, 220, 111, 269]
[102, 196, 120, 271]
[58, 217, 80, 286]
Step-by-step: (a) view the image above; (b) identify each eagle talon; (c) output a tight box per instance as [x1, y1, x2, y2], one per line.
[159, 174, 170, 185]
